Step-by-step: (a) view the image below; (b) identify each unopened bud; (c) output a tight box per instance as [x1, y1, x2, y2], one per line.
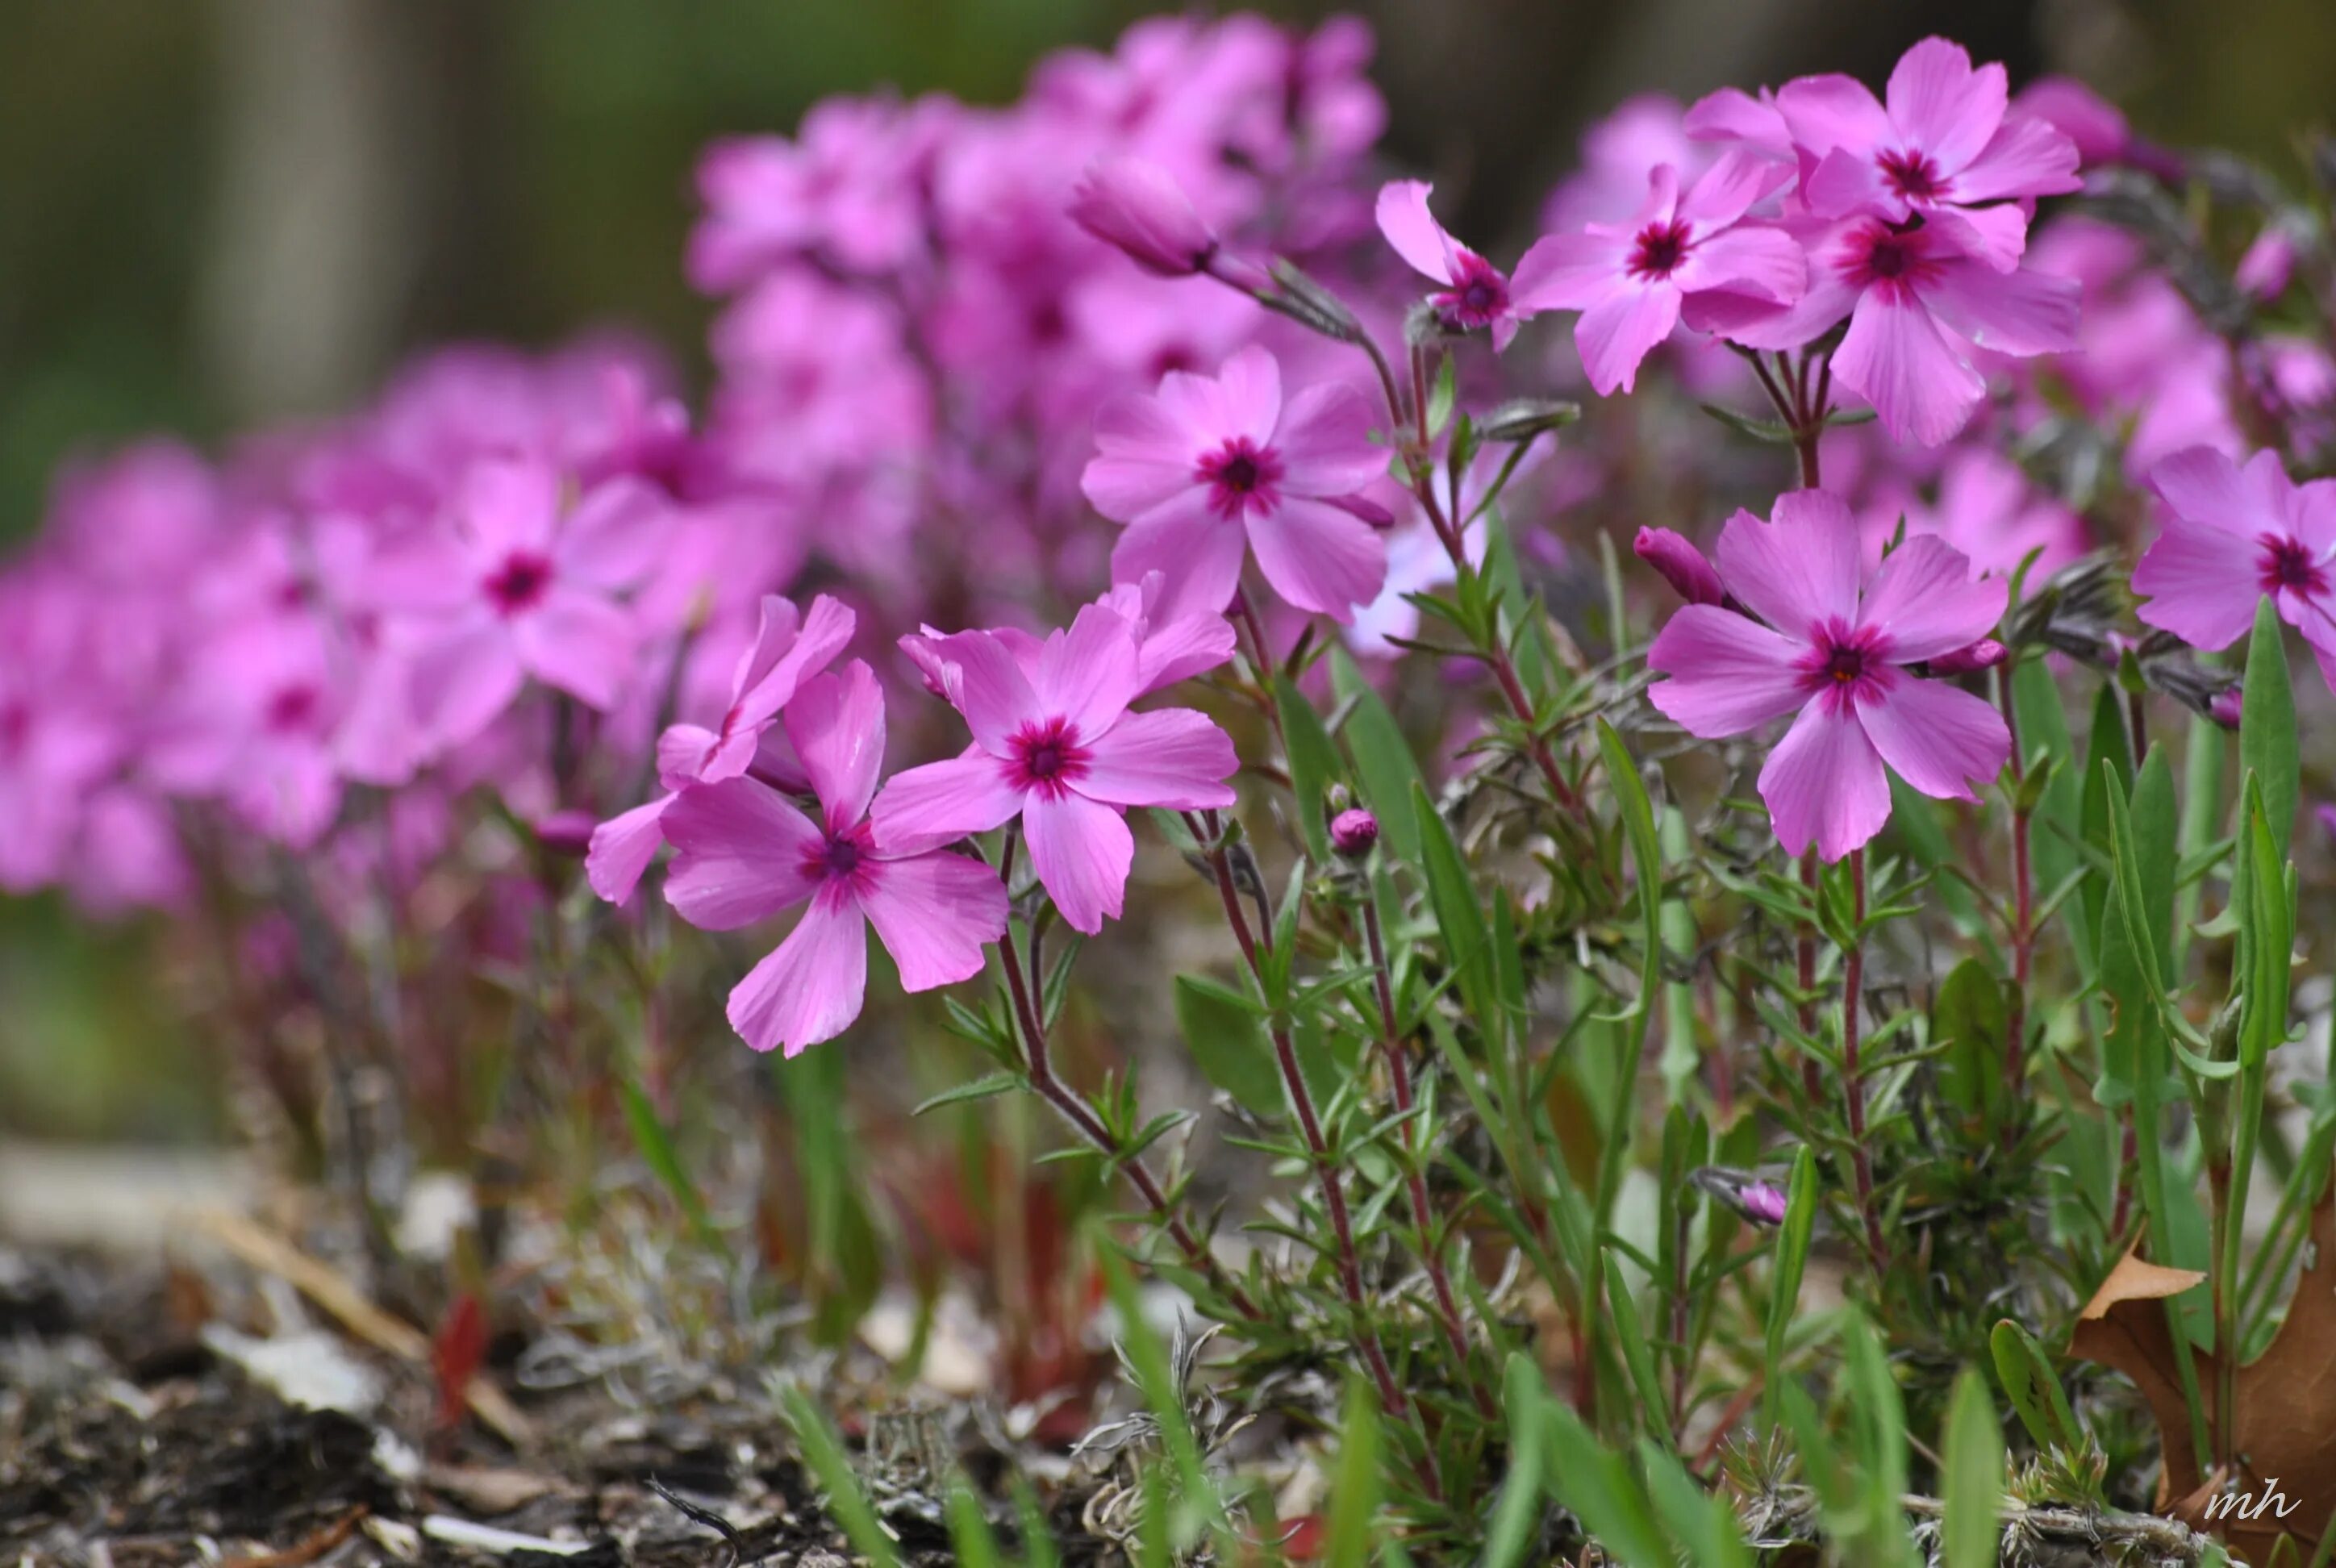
[1692, 1166, 1791, 1227]
[1070, 158, 1219, 279]
[1330, 807, 1380, 859]
[2209, 684, 2244, 729]
[1634, 527, 1725, 607]
[1929, 638, 2008, 675]
[534, 809, 598, 857]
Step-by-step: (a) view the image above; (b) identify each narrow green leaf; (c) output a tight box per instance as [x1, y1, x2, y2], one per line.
[619, 1080, 716, 1247]
[1762, 1147, 1817, 1423]
[1988, 1319, 2080, 1453]
[783, 1385, 903, 1568]
[1174, 974, 1283, 1116]
[1413, 780, 1500, 1051]
[1537, 1389, 1673, 1568]
[2241, 596, 2299, 857]
[1324, 1377, 1382, 1568]
[912, 1072, 1023, 1116]
[1274, 673, 1345, 864]
[1486, 1357, 1552, 1568]
[1942, 1369, 2007, 1568]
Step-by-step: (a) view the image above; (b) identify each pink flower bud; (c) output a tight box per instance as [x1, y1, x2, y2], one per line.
[1929, 638, 2007, 674]
[2209, 685, 2244, 730]
[2238, 228, 2298, 301]
[1634, 526, 1725, 607]
[1738, 1181, 1789, 1226]
[1070, 158, 1219, 279]
[1330, 807, 1379, 858]
[535, 809, 599, 857]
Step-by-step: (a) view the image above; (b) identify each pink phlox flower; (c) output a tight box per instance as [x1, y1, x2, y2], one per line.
[2133, 447, 2336, 690]
[872, 603, 1237, 934]
[390, 458, 670, 749]
[1647, 490, 2010, 861]
[1543, 95, 1717, 231]
[1375, 181, 1537, 350]
[1513, 152, 1808, 395]
[1687, 206, 2079, 447]
[687, 95, 947, 289]
[1082, 344, 1391, 622]
[661, 660, 1007, 1056]
[586, 592, 854, 904]
[1893, 448, 2087, 578]
[1779, 38, 2081, 269]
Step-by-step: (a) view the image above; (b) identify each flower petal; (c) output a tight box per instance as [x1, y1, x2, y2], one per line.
[1758, 699, 1892, 862]
[662, 776, 823, 931]
[1077, 707, 1238, 807]
[1033, 601, 1145, 736]
[1646, 607, 1811, 736]
[558, 477, 668, 589]
[1925, 258, 2079, 357]
[2146, 447, 2271, 540]
[1715, 493, 1862, 636]
[870, 748, 1025, 844]
[1110, 493, 1248, 616]
[1855, 535, 2008, 661]
[1775, 73, 1891, 160]
[409, 617, 524, 747]
[1954, 114, 2083, 204]
[1024, 789, 1133, 936]
[514, 586, 636, 710]
[1273, 382, 1386, 498]
[937, 629, 1041, 753]
[727, 885, 868, 1055]
[1674, 224, 1805, 304]
[786, 661, 886, 831]
[1508, 231, 1631, 315]
[857, 851, 1007, 992]
[1575, 281, 1682, 395]
[1374, 179, 1457, 283]
[1885, 38, 2006, 175]
[2133, 515, 2267, 652]
[1830, 286, 1984, 447]
[1247, 496, 1388, 621]
[586, 793, 674, 904]
[1856, 677, 2009, 802]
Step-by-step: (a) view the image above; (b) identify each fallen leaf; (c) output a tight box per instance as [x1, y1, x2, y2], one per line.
[2069, 1189, 2336, 1561]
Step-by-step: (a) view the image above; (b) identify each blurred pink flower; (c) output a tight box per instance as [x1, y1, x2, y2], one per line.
[1082, 345, 1389, 621]
[1647, 490, 2009, 861]
[873, 603, 1237, 932]
[664, 662, 1007, 1056]
[2134, 447, 2336, 689]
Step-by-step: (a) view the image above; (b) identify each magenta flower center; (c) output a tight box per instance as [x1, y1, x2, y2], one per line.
[1626, 219, 1692, 281]
[484, 552, 554, 615]
[0, 702, 27, 759]
[1196, 436, 1285, 520]
[1878, 148, 1945, 202]
[2260, 535, 2330, 598]
[801, 820, 875, 884]
[1437, 253, 1511, 327]
[1007, 715, 1094, 797]
[1800, 620, 1896, 712]
[1845, 220, 1941, 295]
[265, 684, 320, 734]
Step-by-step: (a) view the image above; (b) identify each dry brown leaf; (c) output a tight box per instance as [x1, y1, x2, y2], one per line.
[2069, 1189, 2336, 1562]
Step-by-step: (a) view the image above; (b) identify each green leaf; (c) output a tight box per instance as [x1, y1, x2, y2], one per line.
[912, 1072, 1023, 1116]
[2242, 596, 2299, 858]
[1603, 1249, 1671, 1436]
[1330, 648, 1426, 864]
[1763, 1147, 1818, 1424]
[1274, 674, 1345, 864]
[1485, 1356, 1552, 1568]
[1933, 959, 2010, 1126]
[1988, 1319, 2081, 1452]
[1174, 974, 1282, 1116]
[1535, 1375, 1674, 1568]
[1323, 1377, 1382, 1568]
[1942, 1369, 2007, 1568]
[1637, 1440, 1753, 1568]
[783, 1385, 903, 1568]
[946, 1483, 1007, 1568]
[1413, 779, 1500, 1052]
[619, 1079, 716, 1248]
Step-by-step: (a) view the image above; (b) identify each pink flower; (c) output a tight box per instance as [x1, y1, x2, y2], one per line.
[1690, 210, 2079, 446]
[1635, 526, 1727, 607]
[1081, 345, 1390, 621]
[872, 603, 1237, 933]
[1513, 153, 1807, 394]
[663, 661, 1006, 1056]
[2133, 447, 2336, 689]
[1780, 38, 2080, 268]
[393, 460, 668, 747]
[1896, 448, 2088, 578]
[1375, 181, 1541, 350]
[587, 592, 855, 903]
[1647, 490, 2009, 861]
[1072, 157, 1221, 277]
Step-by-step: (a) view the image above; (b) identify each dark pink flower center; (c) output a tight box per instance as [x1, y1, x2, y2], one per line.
[1007, 715, 1094, 798]
[266, 684, 320, 734]
[2260, 535, 2330, 598]
[1878, 148, 1946, 202]
[484, 552, 554, 615]
[800, 820, 875, 884]
[1843, 219, 1941, 297]
[1800, 620, 1896, 712]
[0, 703, 27, 759]
[1627, 219, 1692, 281]
[1195, 436, 1285, 521]
[1436, 252, 1511, 327]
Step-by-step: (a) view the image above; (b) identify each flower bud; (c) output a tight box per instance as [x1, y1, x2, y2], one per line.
[1330, 807, 1379, 859]
[1929, 637, 2007, 675]
[1070, 158, 1219, 279]
[1633, 527, 1725, 607]
[1691, 1166, 1790, 1227]
[534, 809, 599, 857]
[2209, 684, 2244, 730]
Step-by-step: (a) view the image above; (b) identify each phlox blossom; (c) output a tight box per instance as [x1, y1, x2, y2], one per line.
[1647, 490, 2009, 861]
[663, 661, 1007, 1056]
[1081, 345, 1390, 622]
[1375, 181, 1547, 350]
[873, 603, 1237, 934]
[2133, 447, 2336, 690]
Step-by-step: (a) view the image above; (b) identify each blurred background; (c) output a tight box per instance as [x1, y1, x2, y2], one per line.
[4, 0, 2331, 1142]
